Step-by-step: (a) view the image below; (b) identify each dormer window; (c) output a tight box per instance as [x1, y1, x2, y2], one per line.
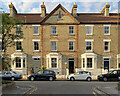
[58, 11, 62, 19]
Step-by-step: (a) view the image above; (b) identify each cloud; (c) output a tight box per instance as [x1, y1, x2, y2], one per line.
[0, 1, 119, 13]
[29, 8, 40, 13]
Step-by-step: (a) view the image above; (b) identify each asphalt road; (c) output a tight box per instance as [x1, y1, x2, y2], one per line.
[8, 81, 118, 95]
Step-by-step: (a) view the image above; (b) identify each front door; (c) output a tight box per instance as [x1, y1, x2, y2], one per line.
[104, 58, 109, 72]
[33, 58, 40, 73]
[69, 58, 74, 74]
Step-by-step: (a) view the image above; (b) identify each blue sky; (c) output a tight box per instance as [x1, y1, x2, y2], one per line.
[0, 0, 119, 13]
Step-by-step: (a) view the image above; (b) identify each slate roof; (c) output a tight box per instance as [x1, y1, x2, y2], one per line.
[14, 4, 120, 24]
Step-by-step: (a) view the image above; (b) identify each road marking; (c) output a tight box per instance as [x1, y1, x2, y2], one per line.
[93, 92, 97, 96]
[28, 85, 37, 94]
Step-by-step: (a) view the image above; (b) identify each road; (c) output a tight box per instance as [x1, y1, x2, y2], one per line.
[3, 81, 119, 96]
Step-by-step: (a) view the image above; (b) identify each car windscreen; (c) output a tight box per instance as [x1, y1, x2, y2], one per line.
[12, 71, 17, 74]
[37, 70, 43, 74]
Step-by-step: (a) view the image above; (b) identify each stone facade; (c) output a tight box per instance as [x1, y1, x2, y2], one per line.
[4, 2, 120, 79]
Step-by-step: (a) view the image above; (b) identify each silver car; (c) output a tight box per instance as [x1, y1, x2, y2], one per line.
[1, 71, 22, 81]
[67, 71, 92, 81]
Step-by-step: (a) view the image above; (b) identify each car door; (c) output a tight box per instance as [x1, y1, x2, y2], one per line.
[109, 70, 118, 80]
[78, 71, 88, 80]
[4, 71, 12, 80]
[74, 72, 80, 80]
[43, 70, 50, 80]
[36, 70, 43, 80]
[75, 71, 85, 80]
[117, 71, 120, 80]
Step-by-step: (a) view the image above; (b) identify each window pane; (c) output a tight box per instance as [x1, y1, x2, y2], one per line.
[23, 58, 25, 68]
[87, 58, 92, 68]
[86, 42, 92, 51]
[105, 26, 109, 34]
[16, 57, 21, 68]
[58, 11, 62, 19]
[51, 26, 56, 34]
[104, 42, 109, 51]
[34, 42, 39, 50]
[51, 58, 57, 68]
[69, 26, 74, 34]
[51, 41, 56, 50]
[69, 41, 74, 51]
[16, 41, 22, 50]
[16, 25, 21, 35]
[83, 58, 85, 68]
[34, 26, 38, 34]
[86, 26, 92, 35]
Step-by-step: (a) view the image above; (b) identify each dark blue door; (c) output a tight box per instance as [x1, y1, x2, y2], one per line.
[104, 61, 109, 72]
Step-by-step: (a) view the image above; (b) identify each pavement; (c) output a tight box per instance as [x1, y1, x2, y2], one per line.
[2, 84, 31, 95]
[96, 85, 120, 96]
[1, 81, 120, 96]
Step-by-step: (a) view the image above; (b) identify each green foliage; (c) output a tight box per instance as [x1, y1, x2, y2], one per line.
[1, 13, 24, 70]
[40, 66, 46, 70]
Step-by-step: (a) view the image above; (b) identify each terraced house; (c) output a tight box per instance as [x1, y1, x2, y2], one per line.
[6, 2, 120, 79]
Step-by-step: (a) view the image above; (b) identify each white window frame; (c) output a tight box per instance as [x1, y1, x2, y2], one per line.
[51, 58, 57, 68]
[104, 25, 111, 35]
[32, 39, 40, 52]
[86, 58, 93, 68]
[16, 25, 21, 35]
[51, 41, 57, 51]
[51, 26, 57, 35]
[15, 57, 21, 68]
[85, 39, 94, 52]
[33, 41, 39, 52]
[15, 40, 22, 51]
[85, 25, 94, 35]
[69, 26, 74, 35]
[103, 56, 111, 70]
[103, 39, 111, 52]
[69, 41, 74, 51]
[32, 25, 40, 35]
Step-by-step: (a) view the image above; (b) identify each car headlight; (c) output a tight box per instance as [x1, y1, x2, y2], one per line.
[28, 74, 31, 77]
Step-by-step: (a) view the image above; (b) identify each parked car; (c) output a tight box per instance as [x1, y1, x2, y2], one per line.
[28, 70, 56, 81]
[1, 71, 22, 81]
[98, 70, 120, 81]
[67, 71, 92, 81]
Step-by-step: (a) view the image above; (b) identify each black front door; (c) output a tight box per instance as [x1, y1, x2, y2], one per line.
[69, 59, 74, 74]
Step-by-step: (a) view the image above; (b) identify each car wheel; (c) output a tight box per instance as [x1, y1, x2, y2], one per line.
[49, 77, 53, 81]
[103, 77, 108, 82]
[30, 77, 35, 81]
[11, 77, 15, 81]
[70, 77, 75, 81]
[87, 77, 91, 81]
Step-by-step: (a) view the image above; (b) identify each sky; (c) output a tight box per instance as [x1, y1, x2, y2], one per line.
[0, 0, 119, 13]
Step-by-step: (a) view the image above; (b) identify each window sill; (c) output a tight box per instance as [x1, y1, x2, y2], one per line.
[86, 34, 93, 36]
[14, 68, 23, 70]
[104, 34, 110, 35]
[16, 50, 22, 52]
[33, 50, 40, 52]
[86, 50, 93, 52]
[104, 50, 110, 52]
[69, 34, 75, 36]
[33, 34, 39, 36]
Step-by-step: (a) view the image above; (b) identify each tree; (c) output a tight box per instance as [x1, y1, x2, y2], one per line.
[1, 13, 24, 70]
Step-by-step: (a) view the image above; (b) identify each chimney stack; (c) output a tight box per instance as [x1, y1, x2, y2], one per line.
[41, 2, 46, 17]
[72, 2, 77, 17]
[101, 3, 110, 16]
[9, 3, 17, 17]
